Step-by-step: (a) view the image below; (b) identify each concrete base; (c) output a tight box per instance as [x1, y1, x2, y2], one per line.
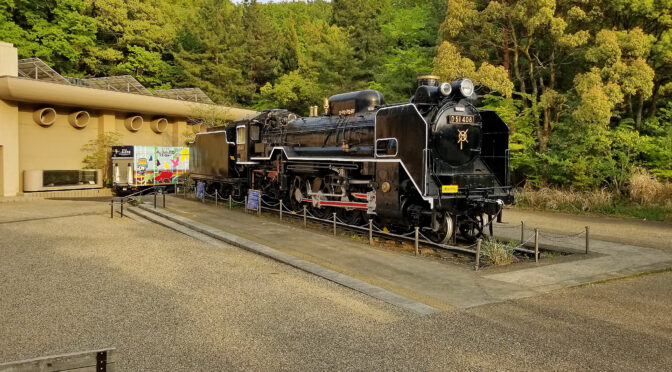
[134, 196, 672, 310]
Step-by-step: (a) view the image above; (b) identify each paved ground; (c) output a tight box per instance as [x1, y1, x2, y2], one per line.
[145, 196, 672, 309]
[2, 198, 672, 370]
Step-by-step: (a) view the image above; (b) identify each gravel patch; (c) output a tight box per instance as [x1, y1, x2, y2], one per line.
[1, 199, 671, 370]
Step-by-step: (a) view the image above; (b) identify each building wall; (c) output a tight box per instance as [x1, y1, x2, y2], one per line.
[0, 98, 19, 196]
[16, 104, 189, 193]
[0, 41, 247, 197]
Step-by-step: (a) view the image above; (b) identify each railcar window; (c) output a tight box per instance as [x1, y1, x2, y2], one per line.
[376, 138, 398, 157]
[236, 126, 246, 144]
[250, 125, 260, 141]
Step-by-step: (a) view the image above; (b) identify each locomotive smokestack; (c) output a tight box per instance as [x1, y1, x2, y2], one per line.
[417, 75, 440, 87]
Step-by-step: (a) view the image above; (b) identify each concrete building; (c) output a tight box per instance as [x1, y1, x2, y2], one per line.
[0, 42, 255, 197]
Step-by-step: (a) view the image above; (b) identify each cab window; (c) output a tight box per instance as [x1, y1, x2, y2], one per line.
[236, 126, 246, 144]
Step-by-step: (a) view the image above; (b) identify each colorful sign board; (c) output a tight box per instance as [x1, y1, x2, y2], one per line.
[120, 146, 189, 186]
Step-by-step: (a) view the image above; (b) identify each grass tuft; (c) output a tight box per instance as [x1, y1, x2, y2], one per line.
[480, 239, 518, 266]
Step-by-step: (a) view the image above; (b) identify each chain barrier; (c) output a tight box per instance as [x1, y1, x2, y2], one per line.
[537, 229, 586, 241]
[181, 186, 591, 258]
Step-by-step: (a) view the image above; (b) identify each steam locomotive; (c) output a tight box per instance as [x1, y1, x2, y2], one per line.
[189, 76, 513, 243]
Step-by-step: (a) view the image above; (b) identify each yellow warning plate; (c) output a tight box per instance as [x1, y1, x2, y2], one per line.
[442, 185, 458, 194]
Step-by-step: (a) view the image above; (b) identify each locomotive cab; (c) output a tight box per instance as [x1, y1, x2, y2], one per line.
[235, 121, 263, 163]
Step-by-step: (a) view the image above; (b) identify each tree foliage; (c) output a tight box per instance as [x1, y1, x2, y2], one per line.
[2, 0, 671, 191]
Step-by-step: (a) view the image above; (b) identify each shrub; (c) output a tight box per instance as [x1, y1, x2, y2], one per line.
[514, 185, 612, 213]
[628, 168, 672, 208]
[480, 239, 517, 266]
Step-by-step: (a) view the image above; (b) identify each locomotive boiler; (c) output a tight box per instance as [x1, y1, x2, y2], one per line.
[190, 76, 513, 243]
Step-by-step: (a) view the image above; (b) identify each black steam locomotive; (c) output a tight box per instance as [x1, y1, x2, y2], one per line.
[189, 76, 513, 243]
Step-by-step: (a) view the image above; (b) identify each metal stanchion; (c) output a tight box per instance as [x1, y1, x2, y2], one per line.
[120, 202, 124, 218]
[215, 190, 218, 206]
[534, 228, 539, 263]
[229, 195, 232, 209]
[414, 227, 419, 256]
[585, 226, 590, 254]
[154, 192, 157, 209]
[110, 203, 113, 218]
[162, 191, 165, 208]
[521, 221, 525, 244]
[303, 205, 307, 227]
[279, 200, 283, 221]
[369, 219, 373, 245]
[333, 213, 337, 235]
[257, 199, 261, 216]
[244, 196, 248, 213]
[475, 238, 481, 271]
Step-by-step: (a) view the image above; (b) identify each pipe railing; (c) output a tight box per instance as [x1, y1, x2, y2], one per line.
[109, 185, 169, 218]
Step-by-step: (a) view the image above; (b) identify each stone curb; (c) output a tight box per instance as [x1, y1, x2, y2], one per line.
[130, 204, 439, 315]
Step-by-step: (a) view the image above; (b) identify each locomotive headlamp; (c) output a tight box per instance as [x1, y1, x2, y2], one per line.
[452, 78, 475, 98]
[439, 82, 452, 96]
[459, 79, 474, 97]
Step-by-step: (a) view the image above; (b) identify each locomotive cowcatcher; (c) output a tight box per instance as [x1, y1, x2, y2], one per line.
[189, 76, 513, 243]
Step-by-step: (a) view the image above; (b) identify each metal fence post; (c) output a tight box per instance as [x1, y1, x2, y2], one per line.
[534, 228, 539, 263]
[303, 205, 307, 227]
[488, 214, 494, 236]
[120, 202, 124, 218]
[585, 226, 590, 254]
[215, 190, 218, 206]
[279, 200, 283, 221]
[521, 220, 525, 244]
[229, 195, 232, 209]
[369, 219, 373, 245]
[257, 199, 261, 216]
[110, 203, 113, 219]
[244, 196, 248, 213]
[162, 191, 166, 208]
[475, 238, 481, 271]
[414, 227, 419, 256]
[154, 192, 157, 209]
[333, 213, 337, 235]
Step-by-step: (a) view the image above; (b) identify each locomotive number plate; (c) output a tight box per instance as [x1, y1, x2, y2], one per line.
[448, 115, 474, 124]
[442, 185, 459, 194]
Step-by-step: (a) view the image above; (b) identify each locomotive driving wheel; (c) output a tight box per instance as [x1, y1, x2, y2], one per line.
[424, 214, 454, 244]
[458, 214, 484, 243]
[289, 176, 306, 212]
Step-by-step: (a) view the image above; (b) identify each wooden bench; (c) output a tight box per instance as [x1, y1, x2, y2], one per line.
[0, 348, 115, 372]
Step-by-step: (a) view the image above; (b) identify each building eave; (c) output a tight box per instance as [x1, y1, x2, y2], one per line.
[0, 76, 256, 121]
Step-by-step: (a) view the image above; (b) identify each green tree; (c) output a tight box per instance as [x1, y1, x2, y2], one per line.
[172, 0, 250, 104]
[241, 0, 284, 92]
[81, 131, 122, 186]
[332, 0, 389, 82]
[0, 0, 98, 74]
